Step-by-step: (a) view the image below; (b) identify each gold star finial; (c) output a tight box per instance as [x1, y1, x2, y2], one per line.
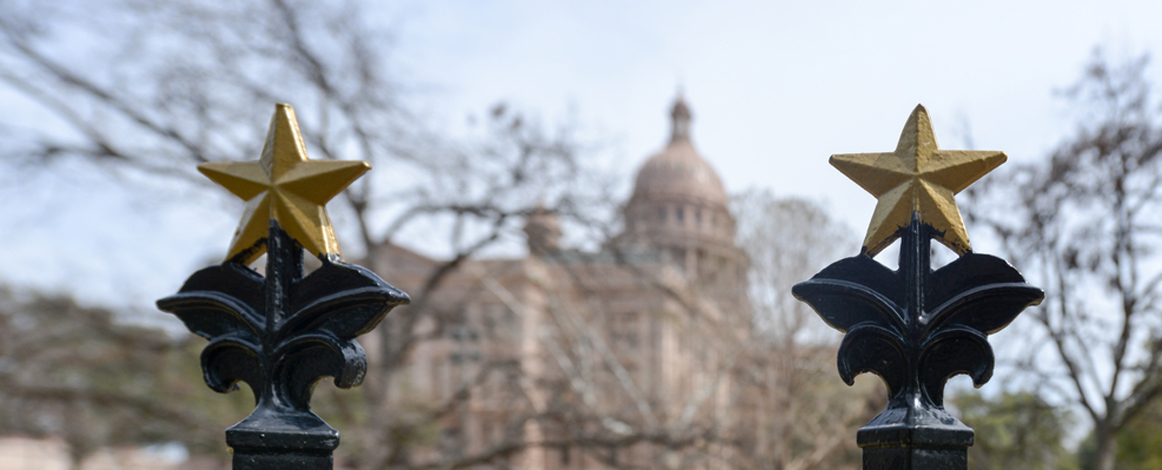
[198, 104, 370, 263]
[830, 105, 1005, 256]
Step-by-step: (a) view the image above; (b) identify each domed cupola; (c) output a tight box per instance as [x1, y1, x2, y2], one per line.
[625, 95, 734, 245]
[621, 94, 745, 284]
[629, 96, 728, 209]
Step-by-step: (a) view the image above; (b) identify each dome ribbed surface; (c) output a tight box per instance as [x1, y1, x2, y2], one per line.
[631, 139, 727, 207]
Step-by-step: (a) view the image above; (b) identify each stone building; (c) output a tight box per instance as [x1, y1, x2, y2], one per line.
[370, 95, 751, 469]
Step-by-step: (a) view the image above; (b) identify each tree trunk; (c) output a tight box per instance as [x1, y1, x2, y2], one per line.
[69, 453, 83, 470]
[1093, 425, 1117, 470]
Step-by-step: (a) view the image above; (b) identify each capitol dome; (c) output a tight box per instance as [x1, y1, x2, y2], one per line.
[632, 139, 728, 207]
[620, 94, 744, 286]
[630, 96, 728, 207]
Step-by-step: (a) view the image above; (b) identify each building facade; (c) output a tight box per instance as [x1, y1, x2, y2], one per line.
[370, 95, 751, 469]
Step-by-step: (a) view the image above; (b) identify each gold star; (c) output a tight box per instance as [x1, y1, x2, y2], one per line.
[830, 105, 1005, 256]
[198, 104, 370, 263]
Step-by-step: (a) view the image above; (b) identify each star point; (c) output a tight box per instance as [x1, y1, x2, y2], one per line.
[830, 104, 1005, 256]
[198, 104, 370, 264]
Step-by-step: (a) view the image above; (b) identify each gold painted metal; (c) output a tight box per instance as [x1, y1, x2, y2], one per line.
[198, 104, 370, 263]
[830, 104, 1005, 256]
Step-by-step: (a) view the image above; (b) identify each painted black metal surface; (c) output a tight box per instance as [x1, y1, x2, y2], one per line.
[793, 213, 1043, 470]
[157, 220, 409, 469]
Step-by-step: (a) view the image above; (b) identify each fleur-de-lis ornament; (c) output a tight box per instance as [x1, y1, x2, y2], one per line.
[158, 104, 409, 470]
[793, 105, 1043, 470]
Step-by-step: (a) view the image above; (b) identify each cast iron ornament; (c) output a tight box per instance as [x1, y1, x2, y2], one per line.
[793, 105, 1043, 468]
[157, 104, 409, 469]
[794, 215, 1041, 431]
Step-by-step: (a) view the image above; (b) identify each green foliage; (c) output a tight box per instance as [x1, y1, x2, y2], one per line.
[1115, 407, 1162, 470]
[0, 288, 251, 463]
[952, 391, 1078, 470]
[1075, 400, 1162, 470]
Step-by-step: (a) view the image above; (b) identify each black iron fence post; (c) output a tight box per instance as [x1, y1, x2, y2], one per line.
[157, 104, 408, 469]
[793, 105, 1043, 470]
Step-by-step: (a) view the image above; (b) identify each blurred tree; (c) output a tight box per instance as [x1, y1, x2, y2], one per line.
[952, 391, 1077, 470]
[1109, 399, 1162, 470]
[1076, 398, 1162, 470]
[731, 190, 877, 470]
[965, 49, 1162, 470]
[734, 190, 853, 344]
[0, 287, 249, 468]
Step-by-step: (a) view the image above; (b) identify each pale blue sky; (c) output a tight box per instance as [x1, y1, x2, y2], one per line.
[5, 0, 1162, 315]
[391, 0, 1162, 233]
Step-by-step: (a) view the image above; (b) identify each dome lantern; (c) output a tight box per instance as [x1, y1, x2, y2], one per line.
[670, 95, 692, 142]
